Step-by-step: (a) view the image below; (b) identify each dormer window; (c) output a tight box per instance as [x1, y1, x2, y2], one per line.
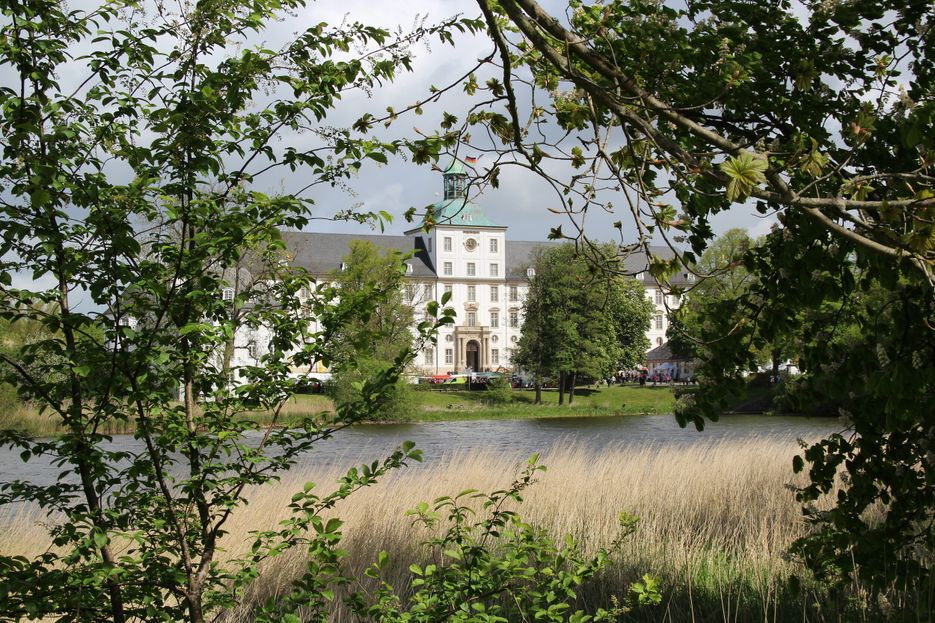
[222, 288, 234, 302]
[526, 267, 535, 278]
[340, 262, 347, 271]
[405, 263, 413, 274]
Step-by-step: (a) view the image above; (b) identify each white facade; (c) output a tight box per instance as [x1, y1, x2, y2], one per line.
[419, 224, 524, 374]
[266, 163, 684, 376]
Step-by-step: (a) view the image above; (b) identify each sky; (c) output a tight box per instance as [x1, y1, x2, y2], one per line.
[0, 0, 777, 275]
[262, 0, 778, 244]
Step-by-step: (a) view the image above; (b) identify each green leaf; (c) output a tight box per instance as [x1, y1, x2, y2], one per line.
[719, 152, 767, 202]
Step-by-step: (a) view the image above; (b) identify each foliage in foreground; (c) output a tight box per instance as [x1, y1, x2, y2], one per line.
[257, 456, 661, 623]
[459, 0, 935, 598]
[0, 0, 477, 620]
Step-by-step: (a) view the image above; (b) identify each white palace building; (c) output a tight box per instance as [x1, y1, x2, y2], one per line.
[274, 161, 689, 376]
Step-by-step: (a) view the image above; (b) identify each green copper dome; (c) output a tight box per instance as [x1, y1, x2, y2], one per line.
[444, 160, 467, 175]
[431, 198, 500, 227]
[429, 158, 500, 227]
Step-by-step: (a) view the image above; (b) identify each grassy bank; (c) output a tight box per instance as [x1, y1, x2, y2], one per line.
[0, 385, 676, 435]
[4, 439, 919, 622]
[266, 384, 678, 425]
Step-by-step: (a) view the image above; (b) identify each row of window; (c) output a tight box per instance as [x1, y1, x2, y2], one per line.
[426, 348, 512, 366]
[439, 236, 499, 253]
[442, 284, 520, 301]
[651, 289, 681, 305]
[442, 261, 499, 277]
[459, 310, 520, 328]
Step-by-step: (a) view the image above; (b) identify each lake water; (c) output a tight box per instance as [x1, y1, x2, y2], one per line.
[0, 414, 845, 488]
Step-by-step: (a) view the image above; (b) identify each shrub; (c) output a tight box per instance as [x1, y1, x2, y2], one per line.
[485, 375, 513, 405]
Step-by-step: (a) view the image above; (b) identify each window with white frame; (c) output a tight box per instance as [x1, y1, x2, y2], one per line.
[509, 310, 519, 327]
[526, 267, 535, 278]
[490, 285, 498, 302]
[467, 311, 477, 327]
[222, 288, 234, 302]
[443, 262, 452, 276]
[686, 272, 696, 281]
[467, 262, 476, 276]
[444, 284, 452, 295]
[424, 348, 434, 365]
[491, 349, 499, 365]
[445, 348, 453, 364]
[489, 263, 498, 277]
[655, 289, 663, 304]
[509, 286, 518, 301]
[467, 285, 476, 302]
[444, 237, 452, 252]
[490, 312, 499, 327]
[655, 314, 664, 330]
[490, 238, 498, 253]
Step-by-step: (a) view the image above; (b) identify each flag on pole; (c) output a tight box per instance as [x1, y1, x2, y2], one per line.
[465, 156, 477, 164]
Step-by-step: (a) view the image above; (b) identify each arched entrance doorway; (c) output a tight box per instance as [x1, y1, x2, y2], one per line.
[465, 340, 480, 372]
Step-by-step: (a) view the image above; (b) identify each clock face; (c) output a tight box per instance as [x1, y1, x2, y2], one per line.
[464, 238, 478, 251]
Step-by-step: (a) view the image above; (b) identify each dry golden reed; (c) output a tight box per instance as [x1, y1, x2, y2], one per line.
[222, 438, 816, 621]
[1, 438, 833, 622]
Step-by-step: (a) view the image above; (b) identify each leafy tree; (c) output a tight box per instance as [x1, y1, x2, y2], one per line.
[668, 228, 791, 376]
[0, 1, 472, 620]
[328, 240, 418, 421]
[515, 244, 651, 404]
[457, 0, 934, 601]
[511, 247, 556, 404]
[469, 0, 933, 276]
[608, 277, 653, 371]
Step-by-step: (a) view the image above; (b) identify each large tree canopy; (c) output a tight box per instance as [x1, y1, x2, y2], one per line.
[457, 0, 935, 599]
[467, 0, 933, 283]
[514, 243, 652, 404]
[0, 1, 471, 620]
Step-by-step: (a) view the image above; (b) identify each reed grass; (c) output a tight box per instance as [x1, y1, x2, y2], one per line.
[3, 439, 921, 622]
[220, 439, 821, 622]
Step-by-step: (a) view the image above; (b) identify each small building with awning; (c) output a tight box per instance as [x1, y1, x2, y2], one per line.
[645, 342, 694, 381]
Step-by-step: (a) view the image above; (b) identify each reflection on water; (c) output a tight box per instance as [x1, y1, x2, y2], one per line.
[0, 414, 845, 492]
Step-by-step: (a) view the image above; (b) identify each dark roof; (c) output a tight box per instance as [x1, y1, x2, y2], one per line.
[621, 245, 693, 287]
[504, 240, 559, 280]
[279, 231, 691, 286]
[279, 231, 436, 278]
[646, 342, 682, 362]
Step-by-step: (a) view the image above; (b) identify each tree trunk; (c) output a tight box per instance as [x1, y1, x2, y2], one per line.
[771, 348, 781, 380]
[568, 371, 577, 405]
[534, 378, 542, 405]
[558, 371, 565, 405]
